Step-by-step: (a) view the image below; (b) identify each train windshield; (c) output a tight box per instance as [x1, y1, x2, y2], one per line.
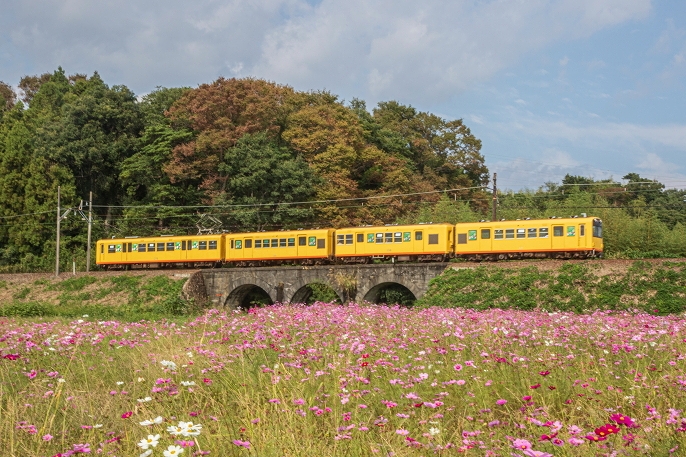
[592, 219, 603, 238]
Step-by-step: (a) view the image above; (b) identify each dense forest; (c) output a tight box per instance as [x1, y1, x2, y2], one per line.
[1, 69, 685, 271]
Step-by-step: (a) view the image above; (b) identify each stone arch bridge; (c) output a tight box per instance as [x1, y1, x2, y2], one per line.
[183, 263, 452, 308]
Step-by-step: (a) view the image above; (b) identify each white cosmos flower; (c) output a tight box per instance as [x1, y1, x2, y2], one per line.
[163, 444, 184, 456]
[137, 396, 153, 403]
[160, 360, 178, 370]
[180, 381, 196, 386]
[140, 416, 164, 426]
[429, 427, 440, 435]
[140, 450, 153, 457]
[168, 421, 202, 437]
[137, 434, 161, 449]
[116, 381, 124, 385]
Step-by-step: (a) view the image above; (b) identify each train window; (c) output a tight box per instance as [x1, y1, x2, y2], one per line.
[337, 235, 345, 245]
[122, 243, 127, 253]
[527, 228, 537, 238]
[138, 244, 146, 252]
[317, 239, 325, 249]
[148, 243, 156, 251]
[108, 245, 115, 253]
[580, 225, 585, 237]
[566, 226, 575, 237]
[457, 234, 467, 244]
[199, 241, 207, 250]
[255, 240, 262, 248]
[415, 231, 423, 241]
[263, 239, 270, 248]
[299, 236, 306, 246]
[393, 232, 401, 243]
[385, 233, 393, 243]
[494, 229, 503, 239]
[157, 242, 165, 251]
[181, 241, 186, 250]
[230, 239, 235, 249]
[167, 242, 175, 251]
[346, 234, 353, 244]
[309, 236, 316, 246]
[130, 243, 134, 252]
[481, 229, 490, 239]
[367, 233, 375, 243]
[288, 238, 295, 247]
[553, 226, 563, 237]
[516, 229, 525, 239]
[210, 240, 218, 249]
[428, 234, 439, 245]
[279, 238, 286, 247]
[234, 240, 241, 249]
[505, 229, 514, 239]
[100, 244, 104, 254]
[539, 228, 549, 238]
[376, 233, 384, 243]
[245, 239, 252, 248]
[403, 232, 411, 242]
[593, 224, 602, 238]
[271, 239, 278, 248]
[357, 234, 364, 243]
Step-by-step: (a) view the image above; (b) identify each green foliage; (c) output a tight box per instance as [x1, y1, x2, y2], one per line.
[54, 275, 98, 292]
[418, 261, 686, 314]
[307, 282, 341, 304]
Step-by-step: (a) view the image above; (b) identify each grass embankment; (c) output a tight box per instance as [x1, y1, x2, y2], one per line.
[0, 274, 197, 320]
[419, 260, 686, 314]
[1, 305, 685, 456]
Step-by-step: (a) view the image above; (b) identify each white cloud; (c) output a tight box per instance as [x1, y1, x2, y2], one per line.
[0, 0, 653, 103]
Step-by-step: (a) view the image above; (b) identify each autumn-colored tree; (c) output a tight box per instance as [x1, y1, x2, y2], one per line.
[165, 78, 297, 196]
[0, 81, 16, 113]
[18, 73, 52, 104]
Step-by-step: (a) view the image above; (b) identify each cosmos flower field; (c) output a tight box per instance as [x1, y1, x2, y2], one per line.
[1, 303, 685, 456]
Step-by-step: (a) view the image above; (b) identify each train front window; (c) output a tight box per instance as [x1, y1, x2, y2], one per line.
[593, 220, 603, 238]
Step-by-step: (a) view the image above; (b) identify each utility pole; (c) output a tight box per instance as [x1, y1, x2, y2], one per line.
[55, 186, 61, 277]
[86, 191, 93, 272]
[491, 173, 497, 221]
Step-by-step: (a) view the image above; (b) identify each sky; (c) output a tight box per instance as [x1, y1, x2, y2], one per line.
[1, 0, 685, 191]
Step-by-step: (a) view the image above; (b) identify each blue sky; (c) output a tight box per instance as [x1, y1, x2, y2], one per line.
[1, 0, 684, 190]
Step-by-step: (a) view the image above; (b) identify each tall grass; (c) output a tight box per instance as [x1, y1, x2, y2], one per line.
[1, 304, 685, 456]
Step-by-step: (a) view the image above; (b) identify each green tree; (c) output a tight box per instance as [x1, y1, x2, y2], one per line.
[216, 132, 319, 230]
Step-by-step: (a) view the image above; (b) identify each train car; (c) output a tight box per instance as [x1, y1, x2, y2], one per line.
[453, 216, 603, 260]
[96, 234, 224, 268]
[224, 229, 335, 266]
[333, 223, 454, 263]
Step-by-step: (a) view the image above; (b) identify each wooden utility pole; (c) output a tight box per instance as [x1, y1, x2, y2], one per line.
[55, 186, 61, 277]
[86, 191, 93, 272]
[491, 173, 497, 221]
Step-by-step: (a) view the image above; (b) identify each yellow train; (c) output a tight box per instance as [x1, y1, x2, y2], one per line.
[96, 216, 603, 268]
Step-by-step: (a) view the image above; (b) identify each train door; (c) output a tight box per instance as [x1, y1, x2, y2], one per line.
[413, 229, 425, 253]
[242, 237, 253, 261]
[106, 241, 123, 264]
[479, 227, 492, 253]
[551, 225, 565, 250]
[565, 224, 579, 249]
[355, 232, 364, 255]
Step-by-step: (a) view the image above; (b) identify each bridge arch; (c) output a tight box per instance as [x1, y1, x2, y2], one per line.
[290, 282, 343, 305]
[361, 282, 419, 306]
[223, 276, 277, 309]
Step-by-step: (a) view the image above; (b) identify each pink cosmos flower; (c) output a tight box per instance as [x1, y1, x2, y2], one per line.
[232, 439, 251, 448]
[522, 450, 553, 457]
[496, 399, 507, 405]
[512, 439, 532, 450]
[121, 411, 133, 419]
